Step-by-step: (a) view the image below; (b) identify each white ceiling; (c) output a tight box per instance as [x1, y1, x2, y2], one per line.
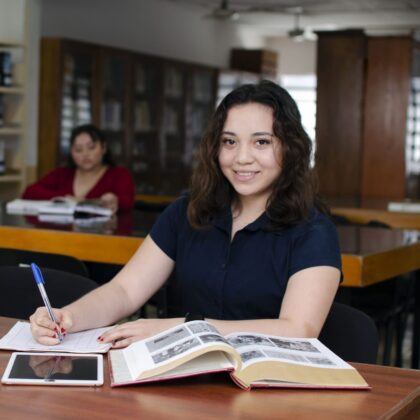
[166, 0, 420, 38]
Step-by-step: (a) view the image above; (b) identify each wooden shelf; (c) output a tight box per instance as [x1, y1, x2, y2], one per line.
[0, 127, 24, 136]
[38, 37, 218, 195]
[0, 2, 29, 201]
[0, 40, 25, 48]
[0, 171, 23, 183]
[0, 86, 24, 94]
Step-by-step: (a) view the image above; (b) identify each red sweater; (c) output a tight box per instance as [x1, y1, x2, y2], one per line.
[23, 167, 135, 210]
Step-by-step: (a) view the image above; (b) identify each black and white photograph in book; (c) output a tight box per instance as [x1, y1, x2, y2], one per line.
[269, 338, 320, 353]
[227, 335, 275, 348]
[145, 327, 191, 353]
[306, 356, 335, 366]
[152, 338, 201, 365]
[188, 322, 219, 335]
[240, 350, 265, 363]
[199, 334, 229, 345]
[264, 350, 307, 363]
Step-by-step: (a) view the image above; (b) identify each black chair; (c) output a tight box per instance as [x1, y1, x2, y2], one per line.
[0, 247, 89, 277]
[0, 266, 98, 319]
[319, 302, 379, 364]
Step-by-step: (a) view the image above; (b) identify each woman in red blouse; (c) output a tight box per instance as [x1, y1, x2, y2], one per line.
[23, 124, 135, 212]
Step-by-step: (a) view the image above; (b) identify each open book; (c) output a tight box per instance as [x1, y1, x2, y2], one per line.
[6, 198, 112, 217]
[109, 321, 370, 390]
[387, 200, 420, 213]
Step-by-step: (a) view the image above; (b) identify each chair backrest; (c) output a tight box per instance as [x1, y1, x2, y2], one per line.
[0, 266, 98, 319]
[0, 248, 89, 277]
[318, 302, 379, 364]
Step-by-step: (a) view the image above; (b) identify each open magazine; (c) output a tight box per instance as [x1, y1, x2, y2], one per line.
[6, 198, 112, 217]
[109, 321, 370, 390]
[38, 198, 113, 217]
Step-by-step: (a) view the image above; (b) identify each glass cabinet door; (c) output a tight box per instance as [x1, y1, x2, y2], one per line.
[160, 64, 187, 195]
[99, 50, 130, 166]
[59, 48, 95, 165]
[131, 58, 162, 193]
[185, 69, 216, 167]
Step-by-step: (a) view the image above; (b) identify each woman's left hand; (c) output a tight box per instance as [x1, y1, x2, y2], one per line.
[100, 192, 119, 214]
[97, 318, 182, 348]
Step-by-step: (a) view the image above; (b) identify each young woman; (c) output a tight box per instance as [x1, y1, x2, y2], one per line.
[30, 81, 341, 347]
[23, 124, 135, 212]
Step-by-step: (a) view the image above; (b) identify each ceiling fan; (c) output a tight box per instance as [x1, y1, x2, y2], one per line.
[204, 1, 312, 38]
[203, 0, 240, 21]
[287, 7, 306, 41]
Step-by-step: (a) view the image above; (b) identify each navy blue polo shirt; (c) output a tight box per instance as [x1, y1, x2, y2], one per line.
[150, 196, 341, 320]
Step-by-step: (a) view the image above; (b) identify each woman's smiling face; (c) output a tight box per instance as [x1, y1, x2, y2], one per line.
[218, 102, 283, 204]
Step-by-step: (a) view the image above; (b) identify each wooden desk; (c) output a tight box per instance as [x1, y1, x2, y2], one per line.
[1, 209, 420, 367]
[329, 196, 420, 230]
[1, 210, 419, 286]
[332, 206, 420, 230]
[0, 225, 143, 265]
[0, 317, 419, 419]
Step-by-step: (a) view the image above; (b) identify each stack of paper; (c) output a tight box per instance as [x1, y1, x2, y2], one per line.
[0, 322, 112, 353]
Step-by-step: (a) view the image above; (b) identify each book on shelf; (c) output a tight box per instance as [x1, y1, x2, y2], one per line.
[109, 321, 370, 390]
[387, 200, 420, 213]
[0, 52, 12, 86]
[6, 198, 113, 217]
[0, 140, 5, 174]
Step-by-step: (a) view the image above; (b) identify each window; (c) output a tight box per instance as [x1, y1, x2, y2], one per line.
[406, 76, 420, 175]
[279, 75, 317, 166]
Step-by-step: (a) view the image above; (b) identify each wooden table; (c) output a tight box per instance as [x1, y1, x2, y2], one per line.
[1, 211, 419, 286]
[1, 209, 420, 367]
[329, 197, 420, 230]
[332, 206, 420, 230]
[0, 317, 419, 419]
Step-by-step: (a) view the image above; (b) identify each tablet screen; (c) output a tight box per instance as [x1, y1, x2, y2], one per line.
[2, 352, 103, 386]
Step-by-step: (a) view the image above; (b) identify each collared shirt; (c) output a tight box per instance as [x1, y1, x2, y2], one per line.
[150, 196, 341, 320]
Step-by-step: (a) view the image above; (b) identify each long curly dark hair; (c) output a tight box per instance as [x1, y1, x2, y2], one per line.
[68, 124, 114, 168]
[187, 80, 327, 229]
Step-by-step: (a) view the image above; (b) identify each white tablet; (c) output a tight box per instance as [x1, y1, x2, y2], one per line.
[1, 352, 103, 386]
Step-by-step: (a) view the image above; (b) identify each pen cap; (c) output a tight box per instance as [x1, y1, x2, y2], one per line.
[30, 263, 45, 285]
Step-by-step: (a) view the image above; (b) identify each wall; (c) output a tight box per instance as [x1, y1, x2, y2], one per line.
[41, 0, 263, 68]
[265, 37, 316, 76]
[26, 0, 41, 176]
[0, 0, 41, 176]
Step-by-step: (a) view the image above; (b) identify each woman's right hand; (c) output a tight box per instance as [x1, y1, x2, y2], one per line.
[29, 307, 73, 345]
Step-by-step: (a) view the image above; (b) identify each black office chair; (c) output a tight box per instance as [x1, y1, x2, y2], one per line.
[319, 302, 379, 364]
[0, 247, 89, 277]
[0, 266, 98, 319]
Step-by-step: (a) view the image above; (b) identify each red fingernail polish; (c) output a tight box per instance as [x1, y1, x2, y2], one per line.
[54, 327, 59, 333]
[53, 333, 57, 338]
[61, 328, 66, 333]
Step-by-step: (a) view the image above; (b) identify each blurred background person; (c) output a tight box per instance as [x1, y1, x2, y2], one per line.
[23, 124, 135, 213]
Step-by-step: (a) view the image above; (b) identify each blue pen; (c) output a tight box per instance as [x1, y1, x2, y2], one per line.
[30, 263, 64, 342]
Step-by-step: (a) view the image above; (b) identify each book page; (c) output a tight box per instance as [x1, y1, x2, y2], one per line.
[6, 199, 52, 215]
[225, 333, 369, 389]
[388, 200, 420, 213]
[110, 321, 237, 383]
[75, 201, 112, 217]
[38, 200, 76, 215]
[0, 321, 112, 353]
[111, 351, 233, 385]
[225, 333, 350, 370]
